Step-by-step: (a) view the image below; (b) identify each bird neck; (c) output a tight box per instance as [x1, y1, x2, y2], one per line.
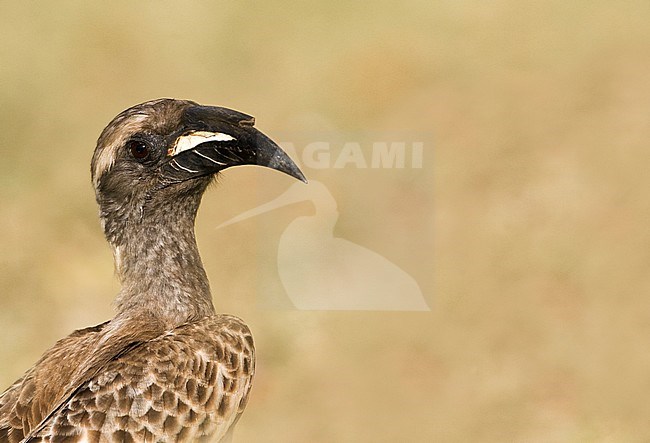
[107, 193, 215, 328]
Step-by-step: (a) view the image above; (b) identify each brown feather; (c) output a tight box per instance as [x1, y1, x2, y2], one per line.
[0, 316, 253, 442]
[0, 99, 300, 442]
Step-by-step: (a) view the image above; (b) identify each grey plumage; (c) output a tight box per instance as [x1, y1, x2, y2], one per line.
[0, 99, 305, 442]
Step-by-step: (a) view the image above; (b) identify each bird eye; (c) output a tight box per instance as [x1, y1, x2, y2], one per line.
[127, 140, 150, 160]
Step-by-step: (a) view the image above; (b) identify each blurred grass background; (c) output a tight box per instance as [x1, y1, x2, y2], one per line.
[1, 1, 649, 441]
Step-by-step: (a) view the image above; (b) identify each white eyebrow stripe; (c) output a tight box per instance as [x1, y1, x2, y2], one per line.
[169, 131, 236, 156]
[194, 150, 228, 165]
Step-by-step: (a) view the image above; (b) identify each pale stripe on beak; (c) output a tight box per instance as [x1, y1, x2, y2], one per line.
[168, 131, 236, 157]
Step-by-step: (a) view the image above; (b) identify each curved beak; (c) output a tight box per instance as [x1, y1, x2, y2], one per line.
[161, 105, 307, 184]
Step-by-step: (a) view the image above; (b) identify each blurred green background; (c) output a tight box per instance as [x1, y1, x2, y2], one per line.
[1, 1, 650, 441]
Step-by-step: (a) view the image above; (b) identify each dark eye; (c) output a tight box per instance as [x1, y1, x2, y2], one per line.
[127, 140, 150, 160]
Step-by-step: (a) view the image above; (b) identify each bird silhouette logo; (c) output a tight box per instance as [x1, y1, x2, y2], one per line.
[218, 180, 430, 311]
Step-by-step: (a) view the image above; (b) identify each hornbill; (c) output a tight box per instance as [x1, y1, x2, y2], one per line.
[0, 99, 306, 442]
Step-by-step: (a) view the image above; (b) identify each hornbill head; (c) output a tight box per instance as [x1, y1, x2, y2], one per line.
[91, 98, 305, 246]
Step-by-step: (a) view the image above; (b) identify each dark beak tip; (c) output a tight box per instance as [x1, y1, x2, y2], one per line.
[297, 167, 308, 183]
[293, 169, 308, 184]
[271, 158, 308, 184]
